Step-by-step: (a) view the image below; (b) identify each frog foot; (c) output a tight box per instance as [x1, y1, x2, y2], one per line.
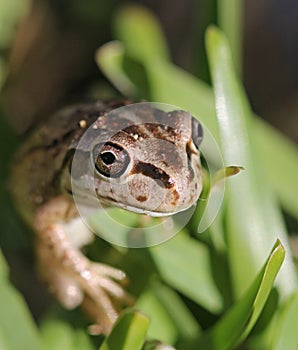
[34, 195, 134, 334]
[80, 264, 135, 335]
[73, 261, 134, 334]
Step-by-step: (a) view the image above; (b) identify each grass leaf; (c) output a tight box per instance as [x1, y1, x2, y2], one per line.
[41, 320, 74, 350]
[0, 251, 44, 350]
[99, 309, 149, 350]
[137, 282, 200, 345]
[206, 25, 297, 297]
[113, 5, 169, 62]
[96, 42, 138, 97]
[136, 288, 177, 345]
[270, 293, 298, 350]
[217, 0, 242, 74]
[197, 240, 285, 349]
[149, 232, 223, 313]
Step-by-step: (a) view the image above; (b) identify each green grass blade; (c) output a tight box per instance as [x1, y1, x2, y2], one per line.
[137, 283, 200, 345]
[206, 25, 297, 297]
[270, 293, 298, 350]
[0, 328, 11, 350]
[217, 0, 243, 74]
[99, 309, 149, 350]
[254, 118, 298, 219]
[96, 42, 138, 97]
[41, 318, 95, 350]
[197, 240, 285, 349]
[136, 289, 177, 345]
[113, 5, 170, 62]
[41, 320, 74, 350]
[149, 232, 223, 313]
[74, 329, 95, 350]
[152, 283, 201, 341]
[0, 252, 44, 350]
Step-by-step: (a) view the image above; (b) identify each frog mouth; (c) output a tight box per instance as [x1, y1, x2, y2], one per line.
[97, 195, 193, 217]
[70, 181, 193, 217]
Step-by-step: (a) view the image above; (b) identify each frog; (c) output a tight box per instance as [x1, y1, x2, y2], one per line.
[9, 100, 203, 334]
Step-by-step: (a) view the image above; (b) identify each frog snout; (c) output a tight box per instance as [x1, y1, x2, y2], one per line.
[126, 173, 197, 215]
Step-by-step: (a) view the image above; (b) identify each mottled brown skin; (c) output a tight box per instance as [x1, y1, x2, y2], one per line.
[10, 100, 203, 334]
[10, 100, 128, 222]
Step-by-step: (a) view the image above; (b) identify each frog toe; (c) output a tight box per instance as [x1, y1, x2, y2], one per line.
[55, 274, 84, 309]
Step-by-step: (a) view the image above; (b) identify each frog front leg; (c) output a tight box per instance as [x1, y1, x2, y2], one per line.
[33, 195, 134, 334]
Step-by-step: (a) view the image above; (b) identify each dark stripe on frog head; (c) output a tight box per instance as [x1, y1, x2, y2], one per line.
[131, 161, 174, 189]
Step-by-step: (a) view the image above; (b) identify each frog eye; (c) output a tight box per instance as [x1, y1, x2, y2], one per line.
[93, 142, 130, 178]
[191, 118, 203, 149]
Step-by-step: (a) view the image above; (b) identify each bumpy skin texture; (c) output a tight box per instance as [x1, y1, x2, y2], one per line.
[10, 100, 203, 334]
[10, 100, 120, 222]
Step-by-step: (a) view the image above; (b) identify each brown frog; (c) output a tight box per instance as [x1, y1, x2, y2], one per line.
[10, 100, 203, 334]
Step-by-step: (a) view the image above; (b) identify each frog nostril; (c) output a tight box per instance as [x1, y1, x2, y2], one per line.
[136, 195, 148, 202]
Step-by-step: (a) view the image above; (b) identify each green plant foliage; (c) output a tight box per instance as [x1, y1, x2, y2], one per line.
[97, 5, 298, 221]
[270, 293, 298, 349]
[2, 1, 298, 350]
[113, 4, 170, 63]
[0, 251, 44, 350]
[150, 232, 223, 313]
[99, 309, 149, 350]
[205, 25, 297, 297]
[196, 240, 285, 349]
[41, 319, 94, 350]
[217, 0, 242, 74]
[96, 42, 137, 97]
[137, 288, 178, 345]
[139, 283, 201, 343]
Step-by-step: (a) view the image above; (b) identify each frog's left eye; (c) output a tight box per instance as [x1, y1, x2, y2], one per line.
[93, 142, 130, 178]
[191, 118, 203, 149]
